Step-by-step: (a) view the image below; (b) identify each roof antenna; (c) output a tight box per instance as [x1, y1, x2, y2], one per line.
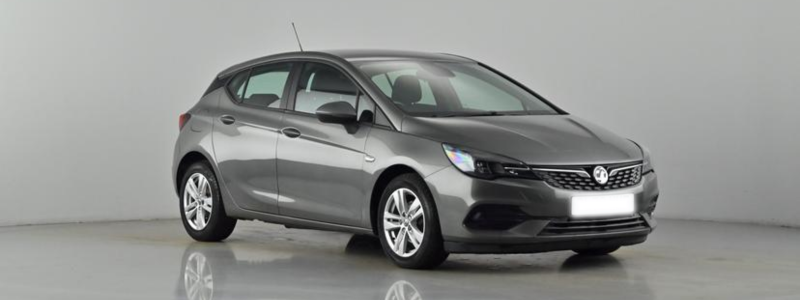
[291, 22, 304, 52]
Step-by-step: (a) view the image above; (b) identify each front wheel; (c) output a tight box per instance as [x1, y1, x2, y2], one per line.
[377, 174, 448, 269]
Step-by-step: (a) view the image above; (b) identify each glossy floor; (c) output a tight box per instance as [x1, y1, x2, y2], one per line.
[1, 219, 798, 300]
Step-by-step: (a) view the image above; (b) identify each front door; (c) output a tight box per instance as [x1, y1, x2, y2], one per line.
[276, 62, 373, 226]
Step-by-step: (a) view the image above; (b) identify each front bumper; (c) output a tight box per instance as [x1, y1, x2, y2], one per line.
[424, 166, 659, 254]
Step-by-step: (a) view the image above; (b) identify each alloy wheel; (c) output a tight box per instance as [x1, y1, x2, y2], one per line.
[184, 173, 213, 231]
[383, 188, 425, 258]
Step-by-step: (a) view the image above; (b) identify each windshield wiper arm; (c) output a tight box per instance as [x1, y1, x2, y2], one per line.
[426, 111, 517, 118]
[427, 113, 462, 118]
[459, 111, 504, 117]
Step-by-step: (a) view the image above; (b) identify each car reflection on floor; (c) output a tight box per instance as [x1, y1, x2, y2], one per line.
[176, 235, 420, 300]
[175, 235, 652, 300]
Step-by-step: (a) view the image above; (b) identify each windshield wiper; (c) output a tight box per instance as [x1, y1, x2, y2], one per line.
[459, 111, 512, 117]
[425, 112, 493, 118]
[426, 113, 462, 118]
[424, 111, 521, 118]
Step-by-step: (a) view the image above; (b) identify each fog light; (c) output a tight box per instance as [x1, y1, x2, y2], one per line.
[464, 205, 530, 230]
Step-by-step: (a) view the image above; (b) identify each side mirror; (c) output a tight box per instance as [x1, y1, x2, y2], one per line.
[316, 101, 357, 124]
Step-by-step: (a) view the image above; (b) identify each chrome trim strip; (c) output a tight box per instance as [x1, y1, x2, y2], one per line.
[529, 168, 591, 178]
[503, 166, 531, 171]
[609, 164, 642, 176]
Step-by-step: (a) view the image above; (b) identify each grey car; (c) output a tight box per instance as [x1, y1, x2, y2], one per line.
[172, 50, 659, 269]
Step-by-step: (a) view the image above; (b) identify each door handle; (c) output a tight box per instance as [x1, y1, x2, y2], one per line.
[281, 127, 301, 138]
[220, 115, 236, 125]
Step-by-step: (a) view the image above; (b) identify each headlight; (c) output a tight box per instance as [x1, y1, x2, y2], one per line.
[442, 144, 533, 179]
[641, 145, 654, 174]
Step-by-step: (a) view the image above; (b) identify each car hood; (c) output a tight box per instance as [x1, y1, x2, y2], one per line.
[402, 115, 642, 166]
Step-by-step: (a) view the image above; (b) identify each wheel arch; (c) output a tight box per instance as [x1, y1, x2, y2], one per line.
[175, 151, 214, 196]
[369, 164, 426, 235]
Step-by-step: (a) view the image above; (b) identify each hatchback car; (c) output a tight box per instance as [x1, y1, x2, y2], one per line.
[173, 50, 659, 269]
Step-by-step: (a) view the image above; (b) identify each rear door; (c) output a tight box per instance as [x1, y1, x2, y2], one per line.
[276, 61, 374, 226]
[212, 62, 295, 214]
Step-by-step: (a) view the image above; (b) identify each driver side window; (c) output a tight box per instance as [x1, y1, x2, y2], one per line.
[294, 63, 358, 114]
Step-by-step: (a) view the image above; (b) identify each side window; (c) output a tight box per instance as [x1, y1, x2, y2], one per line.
[226, 70, 250, 101]
[294, 63, 359, 114]
[241, 63, 293, 108]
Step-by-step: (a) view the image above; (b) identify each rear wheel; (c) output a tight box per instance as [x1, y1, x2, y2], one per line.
[377, 174, 448, 269]
[572, 246, 620, 256]
[180, 162, 237, 241]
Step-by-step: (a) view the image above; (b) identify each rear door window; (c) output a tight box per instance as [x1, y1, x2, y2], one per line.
[226, 62, 293, 109]
[241, 63, 293, 108]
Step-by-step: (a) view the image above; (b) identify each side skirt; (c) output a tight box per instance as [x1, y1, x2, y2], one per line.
[229, 207, 375, 236]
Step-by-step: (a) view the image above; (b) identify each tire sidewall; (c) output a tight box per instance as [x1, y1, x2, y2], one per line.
[179, 162, 228, 240]
[377, 174, 446, 268]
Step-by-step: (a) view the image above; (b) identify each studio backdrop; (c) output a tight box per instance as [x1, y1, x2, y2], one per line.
[1, 0, 798, 226]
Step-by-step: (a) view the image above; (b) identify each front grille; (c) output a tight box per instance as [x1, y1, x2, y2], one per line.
[539, 215, 648, 236]
[534, 164, 642, 191]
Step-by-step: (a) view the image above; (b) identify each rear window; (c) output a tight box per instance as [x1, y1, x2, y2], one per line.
[225, 63, 293, 109]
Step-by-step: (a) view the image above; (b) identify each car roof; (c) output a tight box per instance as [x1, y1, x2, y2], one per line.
[217, 49, 475, 78]
[322, 49, 474, 62]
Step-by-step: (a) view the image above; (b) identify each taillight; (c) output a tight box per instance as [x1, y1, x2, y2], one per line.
[179, 113, 192, 130]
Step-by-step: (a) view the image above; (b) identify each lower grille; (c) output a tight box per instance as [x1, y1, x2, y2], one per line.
[539, 215, 648, 236]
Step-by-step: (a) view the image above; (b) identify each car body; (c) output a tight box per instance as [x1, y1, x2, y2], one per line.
[172, 49, 659, 269]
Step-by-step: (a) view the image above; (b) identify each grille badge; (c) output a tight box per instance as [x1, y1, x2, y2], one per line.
[593, 166, 609, 185]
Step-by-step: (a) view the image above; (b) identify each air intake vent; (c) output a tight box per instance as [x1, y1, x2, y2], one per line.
[539, 215, 648, 236]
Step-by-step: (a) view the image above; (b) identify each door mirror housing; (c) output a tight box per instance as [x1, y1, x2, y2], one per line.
[316, 101, 357, 124]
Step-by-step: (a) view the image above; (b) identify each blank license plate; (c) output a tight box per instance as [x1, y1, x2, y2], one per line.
[571, 194, 634, 218]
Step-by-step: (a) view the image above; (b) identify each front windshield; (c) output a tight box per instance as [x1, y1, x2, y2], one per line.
[356, 60, 560, 117]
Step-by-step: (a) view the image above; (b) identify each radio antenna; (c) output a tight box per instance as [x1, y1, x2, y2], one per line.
[291, 22, 304, 52]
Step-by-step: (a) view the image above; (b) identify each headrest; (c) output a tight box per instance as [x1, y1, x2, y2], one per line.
[245, 93, 279, 107]
[391, 75, 422, 105]
[311, 70, 357, 95]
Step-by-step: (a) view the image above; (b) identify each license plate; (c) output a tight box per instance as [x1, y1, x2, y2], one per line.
[571, 194, 634, 218]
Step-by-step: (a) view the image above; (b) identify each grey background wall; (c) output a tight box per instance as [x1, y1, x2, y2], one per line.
[1, 0, 798, 227]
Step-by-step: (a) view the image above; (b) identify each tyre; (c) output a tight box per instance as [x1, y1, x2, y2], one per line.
[179, 161, 237, 241]
[377, 173, 448, 269]
[572, 246, 620, 256]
